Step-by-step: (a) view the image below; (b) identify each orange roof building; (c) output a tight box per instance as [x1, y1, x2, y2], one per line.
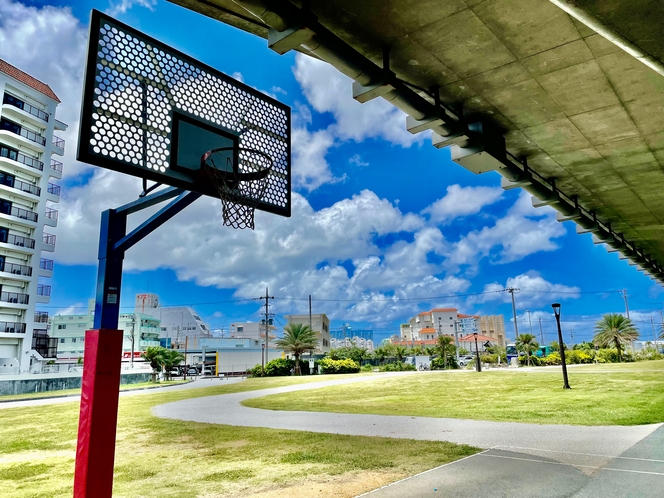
[0, 59, 60, 102]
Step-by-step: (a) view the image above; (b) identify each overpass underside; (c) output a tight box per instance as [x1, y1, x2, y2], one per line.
[171, 0, 664, 282]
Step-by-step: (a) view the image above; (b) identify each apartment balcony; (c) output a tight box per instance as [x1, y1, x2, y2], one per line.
[49, 159, 63, 179]
[2, 93, 49, 126]
[34, 311, 49, 323]
[39, 258, 53, 278]
[0, 291, 29, 307]
[51, 136, 64, 156]
[44, 207, 58, 227]
[54, 119, 67, 132]
[46, 183, 60, 203]
[0, 145, 44, 177]
[36, 284, 51, 304]
[42, 232, 56, 252]
[32, 329, 57, 359]
[0, 262, 32, 281]
[0, 177, 40, 202]
[0, 233, 36, 254]
[0, 205, 38, 226]
[0, 321, 26, 335]
[0, 118, 46, 152]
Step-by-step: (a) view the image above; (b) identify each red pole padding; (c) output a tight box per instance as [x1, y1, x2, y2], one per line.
[73, 329, 123, 498]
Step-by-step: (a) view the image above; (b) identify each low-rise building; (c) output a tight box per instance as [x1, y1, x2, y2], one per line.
[400, 308, 506, 346]
[50, 300, 160, 362]
[284, 313, 330, 354]
[330, 325, 374, 351]
[229, 321, 278, 345]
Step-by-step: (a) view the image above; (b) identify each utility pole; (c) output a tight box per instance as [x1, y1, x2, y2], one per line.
[453, 320, 460, 364]
[569, 328, 574, 346]
[255, 288, 274, 376]
[538, 318, 544, 345]
[309, 295, 312, 331]
[651, 316, 657, 343]
[130, 314, 136, 368]
[505, 287, 520, 341]
[526, 310, 533, 335]
[620, 289, 630, 319]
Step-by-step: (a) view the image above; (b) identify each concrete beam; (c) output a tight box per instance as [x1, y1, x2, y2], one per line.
[532, 195, 558, 208]
[352, 80, 395, 103]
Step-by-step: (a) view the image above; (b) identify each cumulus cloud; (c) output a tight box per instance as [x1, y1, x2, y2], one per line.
[106, 0, 157, 17]
[446, 191, 566, 269]
[472, 271, 580, 308]
[0, 0, 88, 177]
[422, 184, 503, 224]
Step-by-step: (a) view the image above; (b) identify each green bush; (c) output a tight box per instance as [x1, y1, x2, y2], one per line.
[541, 352, 561, 365]
[378, 361, 416, 372]
[518, 354, 541, 366]
[247, 358, 313, 377]
[596, 348, 620, 363]
[318, 358, 360, 374]
[481, 354, 499, 365]
[430, 356, 458, 370]
[565, 350, 593, 364]
[360, 364, 374, 372]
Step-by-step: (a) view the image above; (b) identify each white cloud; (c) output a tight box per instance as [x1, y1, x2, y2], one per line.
[0, 0, 89, 178]
[292, 127, 337, 191]
[349, 154, 369, 167]
[293, 54, 423, 147]
[446, 191, 566, 268]
[472, 271, 580, 308]
[106, 0, 157, 17]
[423, 184, 503, 224]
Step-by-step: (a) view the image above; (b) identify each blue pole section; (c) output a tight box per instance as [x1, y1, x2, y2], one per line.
[93, 209, 127, 329]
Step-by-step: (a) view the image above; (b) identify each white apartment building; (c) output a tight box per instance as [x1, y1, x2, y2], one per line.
[229, 321, 278, 345]
[0, 60, 66, 374]
[134, 293, 211, 347]
[400, 309, 506, 346]
[50, 300, 160, 362]
[284, 313, 331, 354]
[330, 337, 374, 351]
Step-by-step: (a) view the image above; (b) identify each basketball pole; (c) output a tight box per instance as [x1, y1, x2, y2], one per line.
[74, 187, 201, 498]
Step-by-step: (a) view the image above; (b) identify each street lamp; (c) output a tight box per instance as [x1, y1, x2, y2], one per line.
[473, 332, 482, 373]
[551, 303, 571, 389]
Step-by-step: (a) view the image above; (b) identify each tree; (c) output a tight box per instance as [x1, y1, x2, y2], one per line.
[275, 323, 318, 375]
[393, 344, 408, 362]
[436, 335, 455, 369]
[593, 314, 639, 361]
[142, 346, 165, 382]
[373, 345, 391, 364]
[516, 334, 539, 366]
[161, 349, 185, 380]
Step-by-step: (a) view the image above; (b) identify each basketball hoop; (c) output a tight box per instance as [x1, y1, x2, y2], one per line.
[200, 147, 273, 230]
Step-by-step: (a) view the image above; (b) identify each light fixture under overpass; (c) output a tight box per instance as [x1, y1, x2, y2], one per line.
[181, 0, 664, 284]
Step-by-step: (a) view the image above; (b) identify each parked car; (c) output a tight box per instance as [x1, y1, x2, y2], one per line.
[458, 355, 476, 367]
[203, 366, 216, 376]
[186, 366, 199, 375]
[168, 368, 182, 377]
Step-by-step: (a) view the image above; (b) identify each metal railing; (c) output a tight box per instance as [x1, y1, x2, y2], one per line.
[0, 291, 29, 304]
[3, 94, 48, 121]
[9, 178, 40, 196]
[45, 207, 58, 220]
[18, 126, 46, 146]
[1, 262, 32, 276]
[39, 258, 54, 271]
[0, 148, 43, 171]
[34, 311, 49, 323]
[37, 284, 51, 296]
[52, 136, 65, 148]
[0, 321, 26, 333]
[50, 159, 63, 172]
[42, 233, 56, 245]
[1, 205, 38, 222]
[2, 233, 36, 249]
[47, 183, 61, 196]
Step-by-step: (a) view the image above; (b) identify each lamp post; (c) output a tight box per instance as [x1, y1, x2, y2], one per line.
[551, 303, 571, 389]
[473, 332, 482, 372]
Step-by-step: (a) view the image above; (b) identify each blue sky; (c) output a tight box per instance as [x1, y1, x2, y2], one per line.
[1, 0, 663, 345]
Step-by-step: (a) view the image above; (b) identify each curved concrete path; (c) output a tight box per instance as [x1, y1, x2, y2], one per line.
[154, 372, 661, 470]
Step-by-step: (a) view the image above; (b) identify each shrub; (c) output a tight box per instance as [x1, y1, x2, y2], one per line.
[378, 361, 416, 372]
[518, 354, 541, 366]
[596, 348, 620, 363]
[481, 354, 499, 365]
[247, 358, 313, 377]
[318, 358, 360, 374]
[430, 357, 458, 370]
[541, 352, 561, 365]
[360, 364, 374, 372]
[565, 350, 592, 364]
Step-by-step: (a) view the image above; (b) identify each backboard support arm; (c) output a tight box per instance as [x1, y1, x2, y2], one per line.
[74, 188, 201, 498]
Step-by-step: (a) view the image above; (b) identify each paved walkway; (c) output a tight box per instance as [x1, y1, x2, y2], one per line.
[0, 376, 243, 410]
[154, 373, 661, 472]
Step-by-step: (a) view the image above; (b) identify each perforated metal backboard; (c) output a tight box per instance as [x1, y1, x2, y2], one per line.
[77, 10, 291, 217]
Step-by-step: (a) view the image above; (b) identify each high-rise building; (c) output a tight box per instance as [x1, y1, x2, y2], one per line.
[0, 60, 66, 374]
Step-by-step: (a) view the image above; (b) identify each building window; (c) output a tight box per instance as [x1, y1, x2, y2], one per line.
[58, 324, 66, 329]
[237, 326, 243, 332]
[72, 338, 77, 343]
[59, 338, 64, 343]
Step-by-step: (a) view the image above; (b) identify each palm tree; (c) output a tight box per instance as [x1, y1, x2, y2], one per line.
[436, 335, 455, 369]
[393, 344, 408, 362]
[275, 323, 318, 375]
[516, 334, 539, 366]
[594, 314, 639, 361]
[141, 346, 165, 382]
[161, 349, 185, 380]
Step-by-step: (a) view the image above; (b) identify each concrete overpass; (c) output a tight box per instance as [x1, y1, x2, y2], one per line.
[171, 0, 664, 282]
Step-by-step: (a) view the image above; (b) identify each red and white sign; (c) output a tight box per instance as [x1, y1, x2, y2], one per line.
[122, 352, 143, 359]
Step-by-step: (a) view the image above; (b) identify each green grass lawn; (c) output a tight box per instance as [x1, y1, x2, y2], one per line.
[0, 380, 190, 402]
[243, 360, 664, 426]
[0, 375, 478, 498]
